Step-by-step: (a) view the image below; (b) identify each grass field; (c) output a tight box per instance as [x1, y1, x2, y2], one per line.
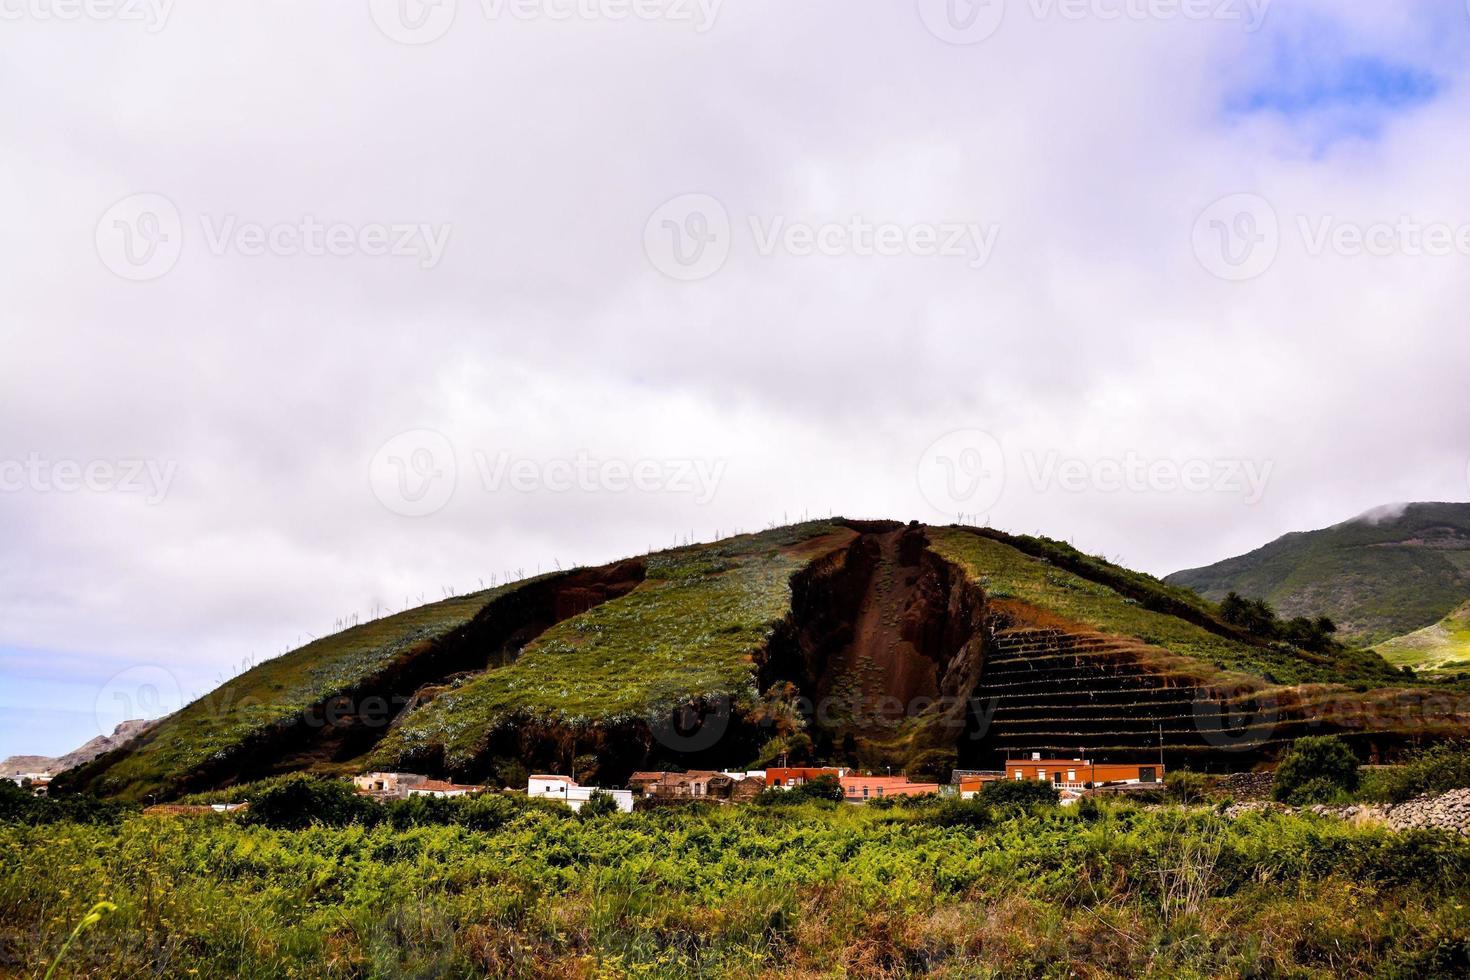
[4, 797, 1469, 978]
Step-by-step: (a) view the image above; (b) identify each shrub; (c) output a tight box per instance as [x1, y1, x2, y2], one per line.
[922, 797, 994, 830]
[240, 776, 379, 830]
[1273, 736, 1360, 804]
[0, 782, 133, 826]
[578, 790, 619, 820]
[1360, 742, 1470, 804]
[757, 774, 843, 806]
[1166, 770, 1208, 804]
[977, 779, 1060, 811]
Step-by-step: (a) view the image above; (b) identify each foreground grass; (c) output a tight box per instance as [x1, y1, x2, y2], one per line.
[3, 799, 1469, 978]
[373, 523, 848, 771]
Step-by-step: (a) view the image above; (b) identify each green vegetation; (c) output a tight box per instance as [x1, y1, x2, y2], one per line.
[1273, 735, 1362, 805]
[0, 781, 135, 827]
[373, 523, 844, 772]
[1378, 601, 1470, 675]
[1167, 502, 1470, 644]
[1361, 742, 1470, 805]
[930, 528, 1403, 686]
[60, 580, 543, 801]
[6, 797, 1470, 976]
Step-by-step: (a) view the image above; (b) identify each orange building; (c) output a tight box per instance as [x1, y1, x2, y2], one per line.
[840, 775, 940, 802]
[960, 758, 1162, 796]
[764, 767, 846, 789]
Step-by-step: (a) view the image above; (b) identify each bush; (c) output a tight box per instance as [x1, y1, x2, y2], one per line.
[578, 790, 619, 820]
[0, 781, 133, 826]
[240, 776, 380, 830]
[977, 779, 1060, 811]
[757, 774, 843, 806]
[1273, 736, 1360, 804]
[1360, 742, 1470, 805]
[922, 797, 994, 830]
[1166, 770, 1208, 804]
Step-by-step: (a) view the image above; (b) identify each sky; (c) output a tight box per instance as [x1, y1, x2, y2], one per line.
[3, 0, 1470, 758]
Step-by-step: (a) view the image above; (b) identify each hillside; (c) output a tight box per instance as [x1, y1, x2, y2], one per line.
[1166, 502, 1470, 645]
[1377, 601, 1470, 674]
[57, 520, 1468, 802]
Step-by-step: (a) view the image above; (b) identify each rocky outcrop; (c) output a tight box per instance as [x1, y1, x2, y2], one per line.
[2, 720, 155, 777]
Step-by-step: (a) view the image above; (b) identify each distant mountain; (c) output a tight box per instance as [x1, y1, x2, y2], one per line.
[1167, 503, 1470, 645]
[2, 719, 155, 777]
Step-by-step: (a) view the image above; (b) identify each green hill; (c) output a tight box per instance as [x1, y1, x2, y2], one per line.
[1377, 601, 1470, 674]
[1166, 503, 1470, 645]
[56, 519, 1468, 802]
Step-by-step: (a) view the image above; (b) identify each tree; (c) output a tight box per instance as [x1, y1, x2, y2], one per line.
[1273, 735, 1360, 804]
[579, 790, 619, 820]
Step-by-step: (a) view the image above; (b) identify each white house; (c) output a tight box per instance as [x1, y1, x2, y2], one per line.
[527, 774, 634, 813]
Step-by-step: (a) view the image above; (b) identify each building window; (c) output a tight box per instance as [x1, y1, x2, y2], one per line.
[1014, 771, 1023, 780]
[862, 787, 869, 799]
[1067, 771, 1076, 782]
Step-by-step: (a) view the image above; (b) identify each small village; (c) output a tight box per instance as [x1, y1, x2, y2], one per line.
[340, 755, 1166, 813]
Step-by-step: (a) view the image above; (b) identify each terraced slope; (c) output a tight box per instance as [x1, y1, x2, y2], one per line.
[1167, 502, 1470, 644]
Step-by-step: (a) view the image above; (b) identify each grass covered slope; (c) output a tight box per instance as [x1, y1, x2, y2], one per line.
[371, 522, 852, 773]
[929, 527, 1405, 687]
[1167, 502, 1470, 644]
[57, 582, 547, 801]
[1378, 601, 1470, 674]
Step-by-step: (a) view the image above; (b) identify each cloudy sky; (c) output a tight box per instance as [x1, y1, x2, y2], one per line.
[3, 0, 1469, 757]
